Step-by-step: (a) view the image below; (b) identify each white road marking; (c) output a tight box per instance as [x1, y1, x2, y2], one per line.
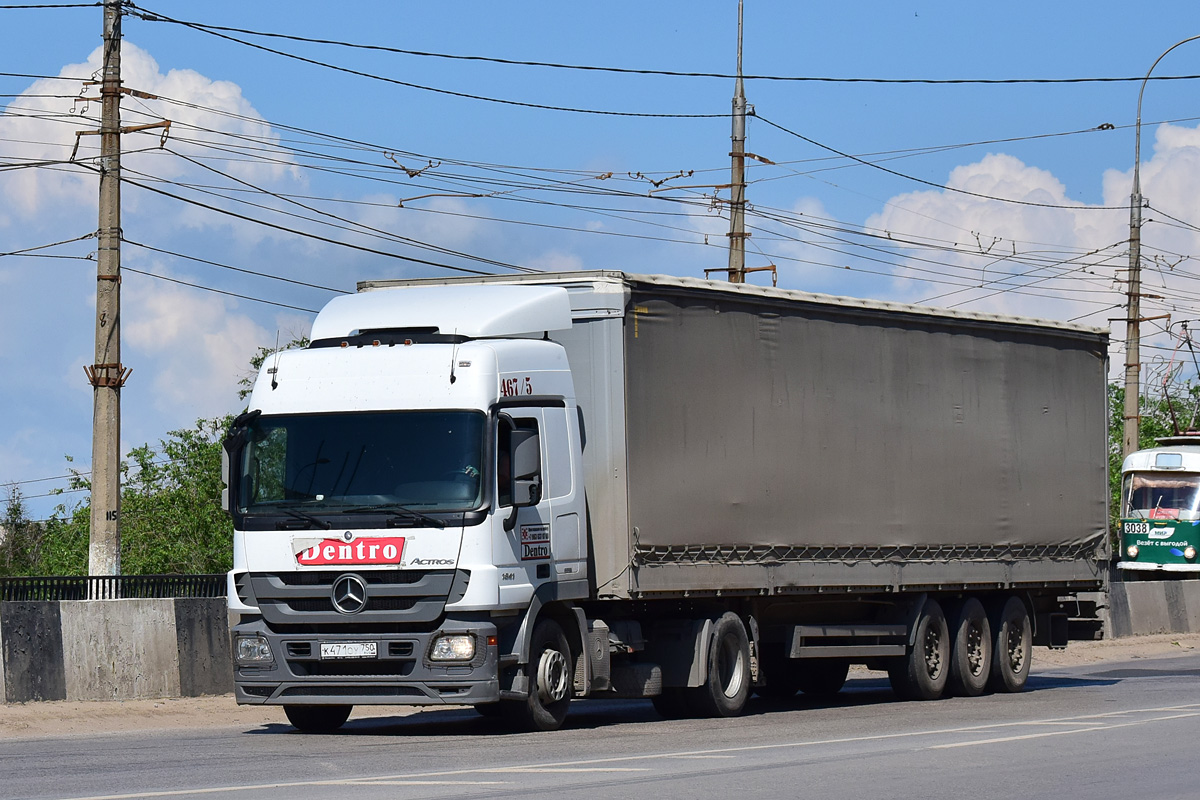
[55, 703, 1200, 800]
[930, 712, 1200, 749]
[496, 767, 649, 773]
[346, 781, 507, 786]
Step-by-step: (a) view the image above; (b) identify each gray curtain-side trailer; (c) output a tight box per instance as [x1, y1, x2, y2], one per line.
[358, 270, 1109, 719]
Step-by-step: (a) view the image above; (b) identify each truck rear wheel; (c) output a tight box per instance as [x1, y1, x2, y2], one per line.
[947, 598, 992, 697]
[888, 598, 949, 701]
[283, 704, 352, 733]
[988, 596, 1032, 693]
[503, 619, 573, 731]
[693, 612, 751, 717]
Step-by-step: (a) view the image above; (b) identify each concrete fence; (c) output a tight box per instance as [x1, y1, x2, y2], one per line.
[0, 598, 231, 704]
[0, 584, 1197, 704]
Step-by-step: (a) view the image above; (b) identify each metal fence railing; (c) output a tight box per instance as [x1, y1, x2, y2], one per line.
[0, 574, 226, 601]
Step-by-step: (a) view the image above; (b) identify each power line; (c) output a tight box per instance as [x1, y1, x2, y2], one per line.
[755, 114, 1129, 211]
[122, 266, 321, 312]
[123, 239, 350, 295]
[124, 4, 727, 119]
[124, 6, 1200, 87]
[0, 2, 98, 8]
[1, 232, 95, 257]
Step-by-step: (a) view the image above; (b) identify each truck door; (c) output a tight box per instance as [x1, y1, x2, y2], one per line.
[493, 409, 553, 606]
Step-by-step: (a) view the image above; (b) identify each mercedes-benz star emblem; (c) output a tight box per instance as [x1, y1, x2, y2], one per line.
[331, 574, 367, 614]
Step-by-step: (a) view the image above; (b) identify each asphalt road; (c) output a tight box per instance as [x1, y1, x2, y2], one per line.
[6, 655, 1200, 800]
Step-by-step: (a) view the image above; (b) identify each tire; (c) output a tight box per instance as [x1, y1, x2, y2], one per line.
[283, 704, 352, 733]
[692, 612, 752, 717]
[947, 597, 992, 697]
[796, 660, 849, 696]
[988, 596, 1032, 693]
[502, 618, 573, 731]
[888, 598, 950, 701]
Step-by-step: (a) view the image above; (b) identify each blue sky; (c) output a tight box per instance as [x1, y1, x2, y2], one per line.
[5, 1, 1200, 518]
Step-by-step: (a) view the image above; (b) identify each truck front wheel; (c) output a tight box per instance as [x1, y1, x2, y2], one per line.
[504, 619, 573, 731]
[283, 704, 352, 733]
[888, 598, 950, 701]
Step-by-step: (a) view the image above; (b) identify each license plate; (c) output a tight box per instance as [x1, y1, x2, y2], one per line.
[320, 641, 377, 659]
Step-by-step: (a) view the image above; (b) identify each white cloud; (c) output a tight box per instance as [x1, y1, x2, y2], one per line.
[123, 269, 272, 417]
[0, 41, 303, 241]
[866, 153, 1126, 322]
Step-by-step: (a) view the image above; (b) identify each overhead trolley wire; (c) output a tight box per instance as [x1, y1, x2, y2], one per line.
[124, 5, 1200, 87]
[124, 5, 727, 119]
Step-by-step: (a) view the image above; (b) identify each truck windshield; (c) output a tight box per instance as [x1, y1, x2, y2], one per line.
[237, 410, 485, 514]
[1123, 472, 1200, 520]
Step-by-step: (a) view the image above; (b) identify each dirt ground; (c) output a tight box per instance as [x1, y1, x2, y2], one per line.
[3, 632, 1199, 740]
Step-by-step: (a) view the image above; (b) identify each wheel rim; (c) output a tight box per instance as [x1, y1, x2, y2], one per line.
[924, 624, 943, 679]
[536, 647, 570, 704]
[965, 620, 986, 678]
[717, 634, 747, 699]
[1006, 620, 1026, 673]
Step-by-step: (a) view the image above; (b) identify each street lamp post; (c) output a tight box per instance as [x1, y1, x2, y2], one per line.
[1124, 35, 1200, 459]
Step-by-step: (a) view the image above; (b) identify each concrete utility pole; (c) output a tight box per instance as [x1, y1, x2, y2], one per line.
[1124, 34, 1200, 459]
[86, 0, 129, 575]
[725, 0, 747, 283]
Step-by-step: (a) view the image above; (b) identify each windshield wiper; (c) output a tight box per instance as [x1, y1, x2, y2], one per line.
[339, 503, 447, 529]
[275, 506, 332, 530]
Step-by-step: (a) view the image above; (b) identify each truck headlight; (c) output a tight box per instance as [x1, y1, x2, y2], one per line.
[429, 634, 475, 661]
[1127, 545, 1139, 559]
[236, 635, 274, 664]
[1186, 547, 1197, 561]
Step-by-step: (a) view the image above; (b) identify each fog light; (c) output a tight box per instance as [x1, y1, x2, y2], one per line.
[236, 635, 273, 664]
[430, 634, 475, 661]
[1186, 546, 1197, 561]
[1127, 545, 1139, 559]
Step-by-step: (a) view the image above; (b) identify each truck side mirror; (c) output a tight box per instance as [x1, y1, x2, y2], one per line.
[510, 428, 542, 508]
[500, 420, 542, 532]
[221, 448, 231, 513]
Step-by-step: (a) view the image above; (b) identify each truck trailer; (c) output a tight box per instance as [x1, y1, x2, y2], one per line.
[223, 271, 1110, 732]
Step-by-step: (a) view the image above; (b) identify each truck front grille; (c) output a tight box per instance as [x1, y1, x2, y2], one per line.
[249, 569, 468, 631]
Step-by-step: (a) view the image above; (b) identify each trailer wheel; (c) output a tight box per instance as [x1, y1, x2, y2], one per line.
[283, 704, 351, 733]
[947, 598, 992, 697]
[988, 596, 1032, 693]
[797, 660, 850, 696]
[694, 612, 751, 717]
[504, 619, 573, 731]
[888, 598, 949, 701]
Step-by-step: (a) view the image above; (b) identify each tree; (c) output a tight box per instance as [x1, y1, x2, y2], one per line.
[0, 485, 48, 576]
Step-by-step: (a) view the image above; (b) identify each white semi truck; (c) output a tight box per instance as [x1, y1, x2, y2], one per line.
[224, 271, 1109, 732]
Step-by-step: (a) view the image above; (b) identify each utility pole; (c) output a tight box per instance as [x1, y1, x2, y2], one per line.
[1123, 169, 1142, 459]
[1124, 34, 1200, 459]
[725, 0, 747, 284]
[86, 0, 129, 575]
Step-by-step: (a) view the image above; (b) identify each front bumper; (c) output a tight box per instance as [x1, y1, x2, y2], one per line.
[232, 617, 500, 705]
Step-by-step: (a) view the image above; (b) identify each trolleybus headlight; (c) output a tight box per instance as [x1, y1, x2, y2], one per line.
[429, 634, 476, 661]
[1186, 546, 1197, 561]
[1127, 545, 1140, 559]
